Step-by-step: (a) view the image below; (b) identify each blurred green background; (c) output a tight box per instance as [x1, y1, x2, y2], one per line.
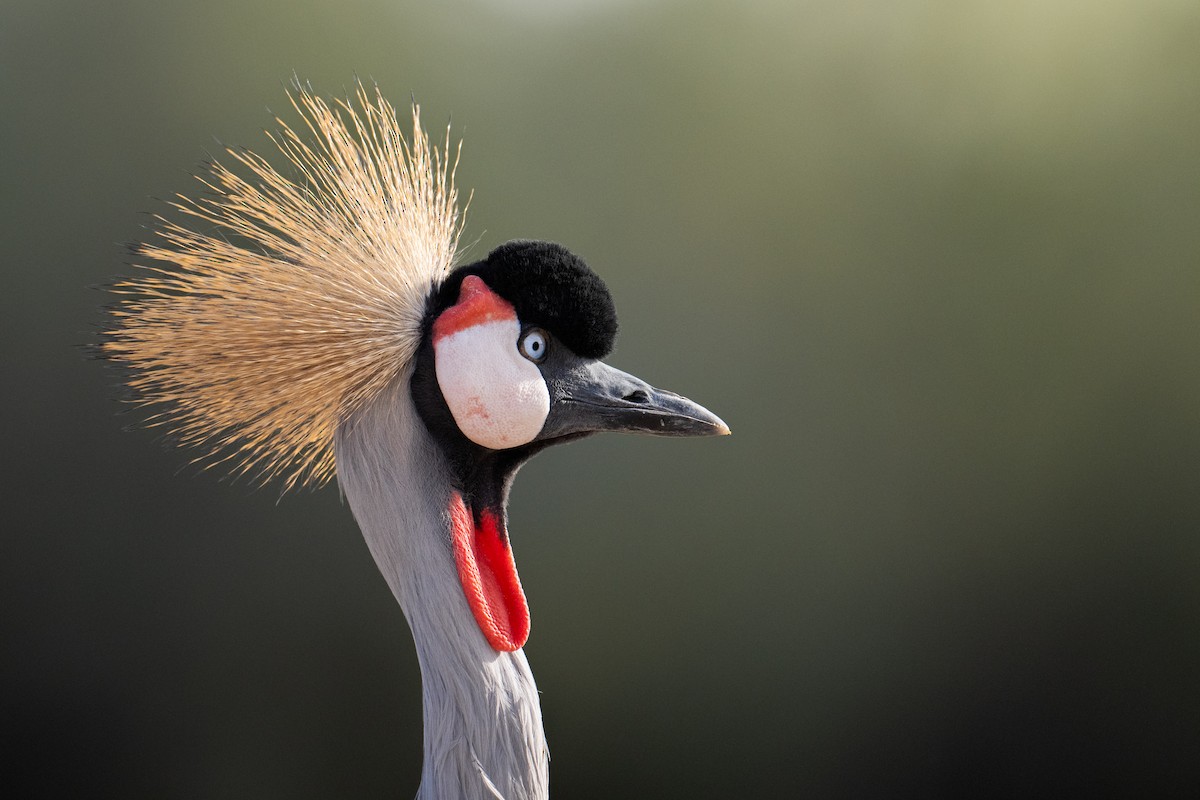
[4, 0, 1199, 796]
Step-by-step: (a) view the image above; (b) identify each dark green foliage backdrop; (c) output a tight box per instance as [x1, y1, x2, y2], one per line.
[3, 1, 1199, 796]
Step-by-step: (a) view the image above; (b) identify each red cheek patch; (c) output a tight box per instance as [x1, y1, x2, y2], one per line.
[448, 491, 530, 652]
[433, 275, 516, 342]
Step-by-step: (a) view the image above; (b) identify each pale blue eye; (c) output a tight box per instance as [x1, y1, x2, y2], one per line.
[519, 329, 548, 363]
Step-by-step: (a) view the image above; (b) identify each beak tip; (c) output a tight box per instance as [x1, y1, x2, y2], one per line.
[683, 405, 730, 437]
[702, 411, 731, 436]
[704, 411, 731, 437]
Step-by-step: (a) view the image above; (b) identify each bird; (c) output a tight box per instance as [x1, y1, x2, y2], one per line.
[101, 83, 728, 800]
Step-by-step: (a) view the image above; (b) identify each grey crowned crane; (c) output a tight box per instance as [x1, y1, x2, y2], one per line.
[102, 84, 727, 800]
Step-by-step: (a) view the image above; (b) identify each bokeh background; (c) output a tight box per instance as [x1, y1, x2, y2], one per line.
[4, 0, 1199, 796]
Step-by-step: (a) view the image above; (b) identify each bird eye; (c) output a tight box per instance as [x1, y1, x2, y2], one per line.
[518, 328, 548, 363]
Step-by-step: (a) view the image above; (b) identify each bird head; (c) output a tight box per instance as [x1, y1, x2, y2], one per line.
[414, 240, 726, 469]
[408, 240, 728, 651]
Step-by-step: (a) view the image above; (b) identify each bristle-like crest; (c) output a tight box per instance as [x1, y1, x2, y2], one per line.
[101, 83, 463, 490]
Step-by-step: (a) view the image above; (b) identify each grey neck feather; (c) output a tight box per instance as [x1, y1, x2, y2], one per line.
[335, 373, 549, 800]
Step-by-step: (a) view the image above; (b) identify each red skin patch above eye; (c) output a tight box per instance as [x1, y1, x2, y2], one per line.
[448, 491, 530, 652]
[433, 275, 516, 343]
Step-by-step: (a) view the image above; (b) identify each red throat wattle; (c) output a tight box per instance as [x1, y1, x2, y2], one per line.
[448, 492, 530, 652]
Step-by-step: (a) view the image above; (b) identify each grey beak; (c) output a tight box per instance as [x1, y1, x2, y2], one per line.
[538, 359, 730, 440]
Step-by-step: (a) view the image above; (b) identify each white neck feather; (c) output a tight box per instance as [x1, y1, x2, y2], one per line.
[335, 374, 549, 800]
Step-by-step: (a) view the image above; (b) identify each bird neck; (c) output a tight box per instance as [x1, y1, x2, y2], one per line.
[335, 376, 549, 800]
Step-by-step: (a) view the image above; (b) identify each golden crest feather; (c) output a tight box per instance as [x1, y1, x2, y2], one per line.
[102, 83, 464, 490]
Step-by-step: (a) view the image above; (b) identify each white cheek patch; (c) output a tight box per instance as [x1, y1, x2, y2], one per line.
[434, 318, 550, 450]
